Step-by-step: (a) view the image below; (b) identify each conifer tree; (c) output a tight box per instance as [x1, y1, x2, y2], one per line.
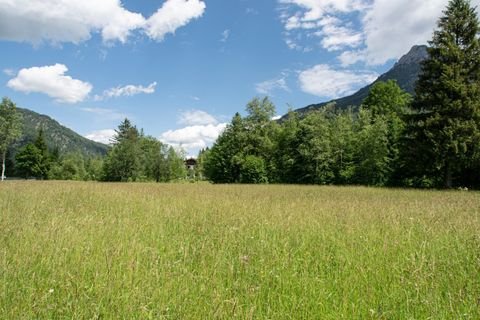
[102, 119, 141, 181]
[15, 143, 43, 179]
[16, 128, 50, 179]
[410, 0, 480, 188]
[34, 128, 51, 179]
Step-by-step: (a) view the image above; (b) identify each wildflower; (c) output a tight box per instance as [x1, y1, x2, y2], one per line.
[240, 255, 250, 264]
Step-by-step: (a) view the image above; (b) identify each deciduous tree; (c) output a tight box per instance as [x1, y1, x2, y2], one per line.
[0, 97, 22, 181]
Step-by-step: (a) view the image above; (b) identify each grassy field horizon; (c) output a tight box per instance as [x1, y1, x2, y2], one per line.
[1, 181, 479, 318]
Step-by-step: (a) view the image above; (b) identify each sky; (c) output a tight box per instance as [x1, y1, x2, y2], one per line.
[1, 0, 478, 156]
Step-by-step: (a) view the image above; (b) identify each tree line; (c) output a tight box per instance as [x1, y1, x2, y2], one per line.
[101, 119, 187, 182]
[1, 0, 479, 188]
[0, 108, 187, 182]
[203, 90, 416, 186]
[203, 0, 480, 189]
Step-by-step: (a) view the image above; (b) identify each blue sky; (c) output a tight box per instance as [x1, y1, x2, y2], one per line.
[0, 0, 474, 155]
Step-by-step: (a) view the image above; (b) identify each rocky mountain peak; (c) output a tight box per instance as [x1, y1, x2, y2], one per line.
[396, 45, 428, 66]
[288, 45, 430, 117]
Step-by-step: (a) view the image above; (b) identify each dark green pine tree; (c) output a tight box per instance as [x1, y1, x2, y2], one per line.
[33, 128, 50, 179]
[15, 143, 44, 179]
[15, 128, 50, 179]
[410, 0, 480, 188]
[102, 119, 141, 182]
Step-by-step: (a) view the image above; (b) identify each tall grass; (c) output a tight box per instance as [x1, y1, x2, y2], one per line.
[1, 181, 479, 318]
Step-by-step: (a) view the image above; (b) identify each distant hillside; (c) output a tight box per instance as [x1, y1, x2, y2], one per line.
[11, 108, 109, 157]
[293, 45, 428, 115]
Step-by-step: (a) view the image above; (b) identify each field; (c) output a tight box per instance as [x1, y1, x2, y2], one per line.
[1, 182, 479, 319]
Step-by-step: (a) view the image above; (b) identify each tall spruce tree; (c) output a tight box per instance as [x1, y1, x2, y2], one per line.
[410, 0, 480, 188]
[34, 128, 50, 179]
[15, 143, 43, 179]
[102, 119, 141, 182]
[16, 128, 51, 180]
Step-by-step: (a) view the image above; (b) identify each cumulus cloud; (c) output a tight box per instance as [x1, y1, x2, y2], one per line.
[7, 64, 92, 104]
[160, 123, 227, 152]
[279, 0, 480, 65]
[317, 18, 363, 51]
[279, 0, 368, 51]
[299, 64, 377, 98]
[280, 0, 367, 21]
[94, 82, 157, 101]
[0, 0, 145, 44]
[179, 110, 218, 126]
[85, 129, 116, 144]
[255, 77, 290, 95]
[161, 110, 226, 153]
[338, 49, 367, 67]
[0, 0, 206, 45]
[358, 0, 480, 65]
[145, 0, 206, 41]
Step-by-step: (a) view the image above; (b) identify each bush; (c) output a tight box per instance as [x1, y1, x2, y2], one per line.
[240, 155, 268, 184]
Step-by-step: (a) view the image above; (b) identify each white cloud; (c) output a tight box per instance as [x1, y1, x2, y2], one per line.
[317, 18, 363, 51]
[85, 129, 116, 144]
[161, 110, 226, 153]
[81, 107, 127, 121]
[7, 64, 92, 104]
[359, 0, 480, 65]
[179, 110, 218, 126]
[160, 123, 227, 152]
[94, 82, 157, 101]
[279, 0, 480, 65]
[280, 0, 367, 21]
[3, 68, 15, 76]
[279, 0, 368, 52]
[255, 76, 290, 95]
[145, 0, 206, 41]
[338, 49, 367, 67]
[0, 0, 208, 45]
[299, 64, 377, 98]
[220, 29, 230, 42]
[0, 0, 145, 44]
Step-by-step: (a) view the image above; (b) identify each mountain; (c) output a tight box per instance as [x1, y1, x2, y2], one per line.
[293, 45, 428, 115]
[11, 108, 109, 157]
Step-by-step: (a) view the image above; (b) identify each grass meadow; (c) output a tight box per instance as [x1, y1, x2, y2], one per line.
[1, 181, 479, 319]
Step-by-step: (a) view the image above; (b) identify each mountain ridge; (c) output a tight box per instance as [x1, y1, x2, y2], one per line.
[292, 45, 428, 115]
[11, 107, 109, 157]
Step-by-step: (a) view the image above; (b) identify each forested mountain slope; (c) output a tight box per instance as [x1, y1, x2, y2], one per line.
[12, 108, 108, 157]
[293, 45, 428, 115]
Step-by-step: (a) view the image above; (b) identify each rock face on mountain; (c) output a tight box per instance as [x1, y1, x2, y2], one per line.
[293, 45, 428, 115]
[11, 108, 109, 157]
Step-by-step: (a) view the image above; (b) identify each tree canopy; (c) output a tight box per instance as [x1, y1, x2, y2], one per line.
[409, 0, 480, 188]
[0, 97, 22, 181]
[102, 118, 186, 182]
